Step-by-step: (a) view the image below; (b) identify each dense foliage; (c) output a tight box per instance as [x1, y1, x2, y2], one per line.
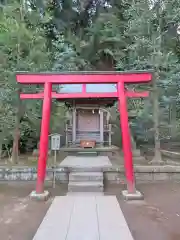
[1, 0, 180, 161]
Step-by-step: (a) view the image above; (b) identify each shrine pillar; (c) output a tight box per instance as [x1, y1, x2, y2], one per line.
[32, 82, 52, 198]
[72, 106, 76, 144]
[99, 109, 104, 145]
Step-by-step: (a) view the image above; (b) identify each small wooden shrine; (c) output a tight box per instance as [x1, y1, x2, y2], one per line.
[60, 84, 116, 148]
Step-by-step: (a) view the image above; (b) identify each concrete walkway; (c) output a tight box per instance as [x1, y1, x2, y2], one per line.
[33, 196, 134, 240]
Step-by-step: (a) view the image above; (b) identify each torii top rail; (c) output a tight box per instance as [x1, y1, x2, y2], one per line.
[16, 71, 152, 195]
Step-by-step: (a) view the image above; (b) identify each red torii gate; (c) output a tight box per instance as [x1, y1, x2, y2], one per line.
[16, 71, 152, 199]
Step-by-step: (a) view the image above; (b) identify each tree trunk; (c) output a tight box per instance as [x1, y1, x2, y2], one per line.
[10, 87, 22, 164]
[0, 140, 2, 161]
[10, 3, 25, 164]
[11, 127, 20, 164]
[151, 72, 163, 163]
[170, 99, 176, 139]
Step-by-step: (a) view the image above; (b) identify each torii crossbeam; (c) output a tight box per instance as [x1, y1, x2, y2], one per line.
[16, 71, 152, 200]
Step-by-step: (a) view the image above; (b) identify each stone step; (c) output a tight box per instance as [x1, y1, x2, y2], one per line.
[67, 192, 104, 196]
[133, 156, 146, 162]
[77, 151, 98, 156]
[69, 172, 103, 182]
[68, 181, 104, 192]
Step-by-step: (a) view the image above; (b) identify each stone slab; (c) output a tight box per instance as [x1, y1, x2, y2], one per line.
[33, 196, 134, 240]
[96, 196, 134, 240]
[33, 197, 74, 240]
[59, 156, 112, 168]
[66, 196, 99, 240]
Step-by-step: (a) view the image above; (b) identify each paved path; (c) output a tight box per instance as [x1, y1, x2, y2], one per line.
[59, 156, 112, 168]
[33, 196, 134, 240]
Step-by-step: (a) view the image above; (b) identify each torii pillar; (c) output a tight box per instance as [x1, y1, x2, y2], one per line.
[118, 82, 143, 200]
[31, 82, 52, 200]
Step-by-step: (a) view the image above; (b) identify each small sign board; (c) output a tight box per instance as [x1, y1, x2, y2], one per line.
[51, 134, 61, 150]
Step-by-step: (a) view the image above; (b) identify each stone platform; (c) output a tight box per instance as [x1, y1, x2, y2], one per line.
[33, 196, 134, 240]
[59, 156, 112, 170]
